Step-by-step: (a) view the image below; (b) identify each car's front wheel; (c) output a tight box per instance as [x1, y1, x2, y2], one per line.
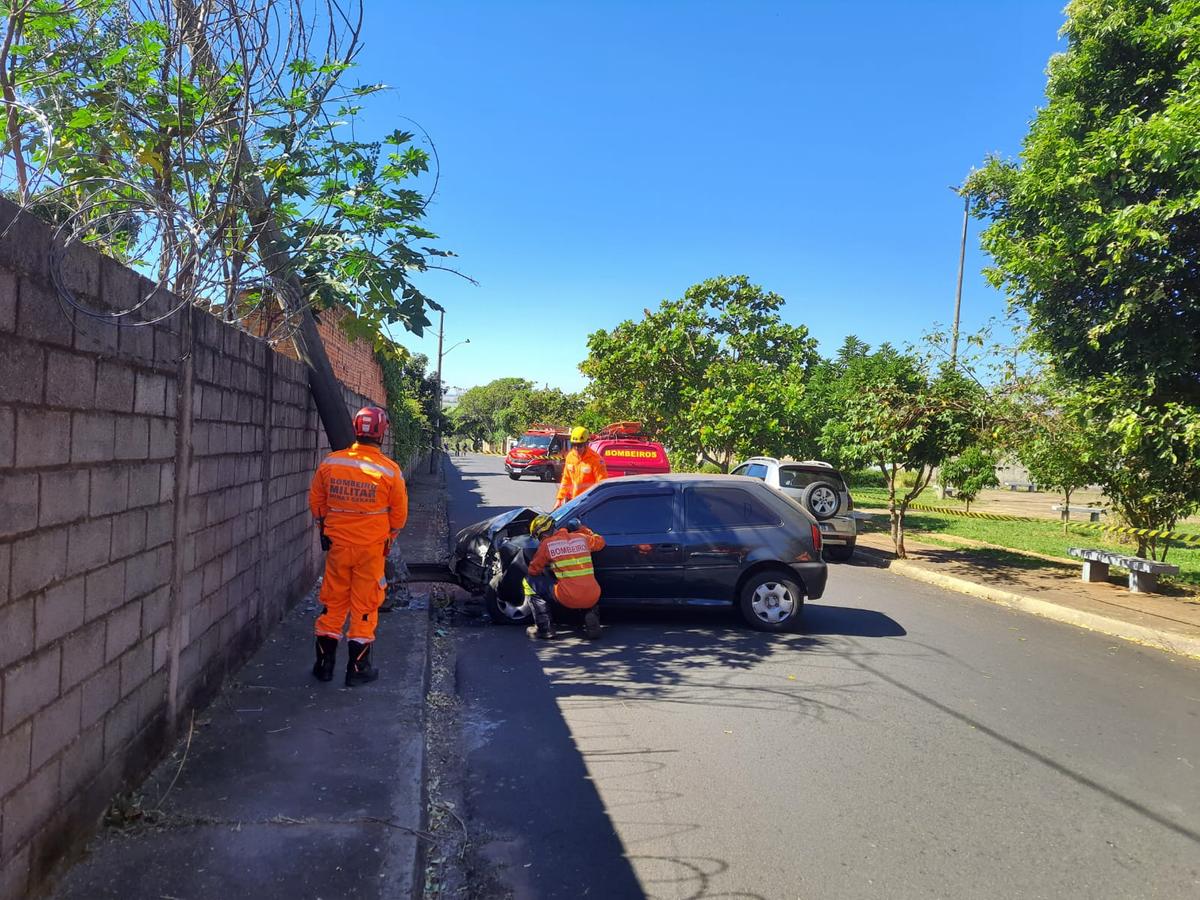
[738, 570, 804, 632]
[508, 471, 520, 480]
[484, 559, 532, 625]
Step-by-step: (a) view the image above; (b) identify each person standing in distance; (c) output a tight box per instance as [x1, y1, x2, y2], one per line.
[554, 425, 607, 509]
[309, 406, 408, 686]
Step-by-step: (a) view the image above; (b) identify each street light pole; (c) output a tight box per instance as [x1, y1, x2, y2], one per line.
[429, 307, 445, 474]
[951, 188, 969, 369]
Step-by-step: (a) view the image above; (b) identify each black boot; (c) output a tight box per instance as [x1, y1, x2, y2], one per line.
[312, 636, 338, 682]
[525, 595, 556, 640]
[345, 640, 379, 687]
[584, 606, 602, 640]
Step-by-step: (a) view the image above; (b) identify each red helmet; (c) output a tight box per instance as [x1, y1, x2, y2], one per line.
[353, 406, 389, 442]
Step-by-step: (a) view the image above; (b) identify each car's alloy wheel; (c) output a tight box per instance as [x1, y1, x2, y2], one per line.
[739, 571, 803, 632]
[484, 555, 532, 624]
[801, 480, 841, 520]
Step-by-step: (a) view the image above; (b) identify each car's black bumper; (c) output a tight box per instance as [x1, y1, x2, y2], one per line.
[791, 561, 828, 600]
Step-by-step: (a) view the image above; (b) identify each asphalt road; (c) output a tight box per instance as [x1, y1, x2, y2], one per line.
[445, 453, 1200, 900]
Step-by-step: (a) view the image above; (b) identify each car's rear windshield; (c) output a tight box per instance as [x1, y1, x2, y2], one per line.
[779, 467, 846, 490]
[517, 434, 553, 449]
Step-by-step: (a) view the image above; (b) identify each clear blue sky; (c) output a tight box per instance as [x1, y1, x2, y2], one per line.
[355, 1, 1066, 393]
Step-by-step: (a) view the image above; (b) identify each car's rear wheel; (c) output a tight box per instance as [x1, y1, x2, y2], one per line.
[738, 570, 803, 632]
[825, 540, 855, 562]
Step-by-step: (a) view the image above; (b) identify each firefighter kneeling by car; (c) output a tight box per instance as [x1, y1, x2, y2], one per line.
[523, 515, 606, 641]
[309, 406, 408, 686]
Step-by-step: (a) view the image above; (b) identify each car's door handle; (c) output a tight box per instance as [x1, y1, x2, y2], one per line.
[655, 543, 680, 552]
[687, 551, 728, 560]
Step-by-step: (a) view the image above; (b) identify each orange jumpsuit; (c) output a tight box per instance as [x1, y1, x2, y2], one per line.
[554, 447, 608, 508]
[527, 526, 606, 608]
[309, 442, 408, 643]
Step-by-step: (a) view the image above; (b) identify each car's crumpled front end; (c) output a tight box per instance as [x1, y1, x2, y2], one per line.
[452, 507, 541, 590]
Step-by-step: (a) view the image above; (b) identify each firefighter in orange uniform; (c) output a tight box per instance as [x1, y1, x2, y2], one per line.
[553, 425, 608, 509]
[309, 406, 408, 686]
[524, 515, 607, 640]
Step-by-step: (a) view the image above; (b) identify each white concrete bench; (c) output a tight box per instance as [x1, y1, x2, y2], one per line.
[1068, 547, 1179, 593]
[1005, 482, 1038, 492]
[1052, 504, 1108, 523]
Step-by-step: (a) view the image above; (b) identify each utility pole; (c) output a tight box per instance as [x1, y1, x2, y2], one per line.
[429, 304, 445, 474]
[951, 188, 969, 369]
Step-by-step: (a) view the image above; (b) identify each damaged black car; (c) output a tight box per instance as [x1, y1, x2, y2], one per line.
[451, 475, 828, 632]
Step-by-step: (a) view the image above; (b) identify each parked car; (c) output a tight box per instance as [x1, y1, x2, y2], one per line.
[730, 458, 857, 561]
[452, 475, 828, 632]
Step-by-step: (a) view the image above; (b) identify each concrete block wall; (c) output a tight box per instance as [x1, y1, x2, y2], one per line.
[0, 199, 372, 899]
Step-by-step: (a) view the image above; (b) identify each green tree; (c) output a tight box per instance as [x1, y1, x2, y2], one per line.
[506, 388, 590, 432]
[581, 275, 820, 471]
[797, 334, 875, 468]
[939, 444, 999, 513]
[2, 0, 453, 347]
[821, 351, 979, 557]
[1009, 378, 1097, 520]
[965, 0, 1200, 554]
[965, 0, 1200, 402]
[1069, 382, 1200, 559]
[449, 378, 534, 447]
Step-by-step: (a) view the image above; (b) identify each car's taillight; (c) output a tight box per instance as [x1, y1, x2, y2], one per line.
[846, 494, 854, 511]
[811, 523, 822, 553]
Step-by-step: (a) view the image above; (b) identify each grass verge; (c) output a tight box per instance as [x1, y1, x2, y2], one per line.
[856, 508, 1200, 586]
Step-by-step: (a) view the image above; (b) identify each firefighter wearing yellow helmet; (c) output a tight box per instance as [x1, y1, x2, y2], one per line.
[553, 426, 608, 509]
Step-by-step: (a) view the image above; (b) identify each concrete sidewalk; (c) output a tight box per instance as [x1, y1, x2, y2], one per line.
[856, 532, 1200, 660]
[48, 464, 449, 900]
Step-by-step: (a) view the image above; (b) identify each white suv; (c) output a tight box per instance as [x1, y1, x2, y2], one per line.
[730, 457, 857, 560]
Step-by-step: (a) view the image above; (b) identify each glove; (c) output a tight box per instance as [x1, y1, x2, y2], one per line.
[320, 533, 332, 552]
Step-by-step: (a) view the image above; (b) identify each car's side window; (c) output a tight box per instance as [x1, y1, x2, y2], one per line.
[549, 438, 562, 453]
[731, 464, 749, 477]
[686, 487, 781, 529]
[744, 463, 768, 480]
[582, 492, 674, 535]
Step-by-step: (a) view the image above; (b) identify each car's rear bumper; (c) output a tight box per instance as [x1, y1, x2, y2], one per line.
[790, 561, 827, 600]
[815, 515, 856, 545]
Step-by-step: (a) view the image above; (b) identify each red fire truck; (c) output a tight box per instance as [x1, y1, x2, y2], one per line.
[504, 425, 568, 481]
[588, 422, 671, 477]
[506, 422, 671, 482]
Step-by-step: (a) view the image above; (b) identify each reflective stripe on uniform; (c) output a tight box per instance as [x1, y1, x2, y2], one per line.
[323, 457, 394, 478]
[556, 567, 595, 579]
[329, 506, 391, 515]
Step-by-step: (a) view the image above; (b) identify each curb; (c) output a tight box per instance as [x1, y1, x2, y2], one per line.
[862, 548, 1200, 660]
[394, 461, 449, 899]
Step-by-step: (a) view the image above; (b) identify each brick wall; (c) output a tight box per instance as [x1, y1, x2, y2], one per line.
[267, 306, 385, 405]
[0, 199, 374, 900]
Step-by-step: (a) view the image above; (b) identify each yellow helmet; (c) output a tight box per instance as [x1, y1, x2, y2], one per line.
[529, 514, 556, 539]
[569, 425, 590, 443]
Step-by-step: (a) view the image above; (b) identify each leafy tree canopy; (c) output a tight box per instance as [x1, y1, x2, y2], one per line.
[821, 349, 981, 556]
[580, 275, 820, 471]
[966, 0, 1200, 403]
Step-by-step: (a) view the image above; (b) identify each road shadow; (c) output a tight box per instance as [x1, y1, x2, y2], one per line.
[456, 624, 649, 899]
